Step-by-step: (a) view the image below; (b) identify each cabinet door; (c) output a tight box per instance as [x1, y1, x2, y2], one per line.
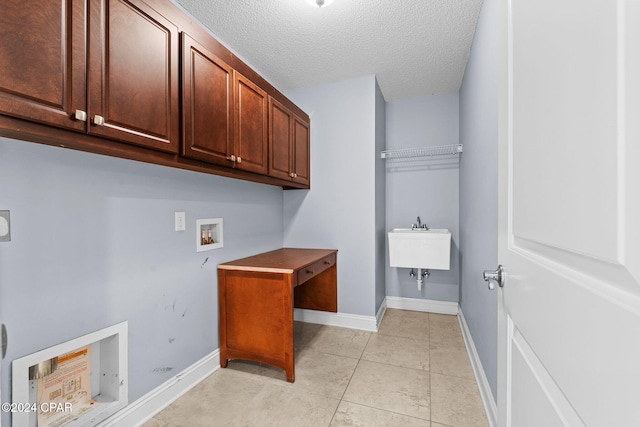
[268, 97, 293, 181]
[88, 0, 179, 153]
[234, 72, 268, 174]
[0, 0, 86, 131]
[182, 33, 234, 166]
[292, 116, 310, 186]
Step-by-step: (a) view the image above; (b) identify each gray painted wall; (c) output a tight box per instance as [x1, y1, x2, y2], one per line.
[459, 0, 499, 401]
[374, 80, 387, 313]
[284, 75, 379, 317]
[384, 94, 460, 302]
[0, 137, 284, 424]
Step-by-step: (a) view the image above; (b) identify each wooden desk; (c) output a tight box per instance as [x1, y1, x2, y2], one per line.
[218, 248, 338, 382]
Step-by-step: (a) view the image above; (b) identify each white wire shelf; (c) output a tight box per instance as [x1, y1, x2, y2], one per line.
[380, 144, 463, 160]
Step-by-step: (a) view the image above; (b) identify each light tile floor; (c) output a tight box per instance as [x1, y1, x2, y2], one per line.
[144, 309, 489, 427]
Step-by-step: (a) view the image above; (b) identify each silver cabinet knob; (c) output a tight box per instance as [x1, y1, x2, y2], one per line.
[93, 115, 105, 126]
[237, 156, 242, 163]
[227, 154, 236, 162]
[74, 110, 87, 121]
[483, 265, 505, 290]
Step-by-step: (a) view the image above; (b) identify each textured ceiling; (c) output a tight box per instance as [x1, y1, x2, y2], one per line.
[174, 0, 483, 101]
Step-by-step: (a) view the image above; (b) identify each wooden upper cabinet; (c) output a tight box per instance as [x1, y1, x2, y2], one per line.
[181, 33, 234, 166]
[0, 0, 179, 152]
[292, 116, 310, 186]
[268, 97, 310, 187]
[234, 72, 268, 175]
[0, 0, 309, 188]
[181, 43, 267, 174]
[0, 0, 86, 132]
[87, 0, 180, 153]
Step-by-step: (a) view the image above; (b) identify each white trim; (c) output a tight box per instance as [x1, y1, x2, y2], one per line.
[293, 309, 378, 332]
[98, 350, 220, 427]
[384, 296, 459, 314]
[13, 322, 129, 427]
[458, 309, 498, 427]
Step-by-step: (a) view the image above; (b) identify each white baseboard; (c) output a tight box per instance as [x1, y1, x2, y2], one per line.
[384, 296, 459, 315]
[98, 350, 220, 427]
[458, 309, 498, 427]
[293, 308, 378, 331]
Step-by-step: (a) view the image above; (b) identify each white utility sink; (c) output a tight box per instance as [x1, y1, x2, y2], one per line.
[388, 228, 451, 270]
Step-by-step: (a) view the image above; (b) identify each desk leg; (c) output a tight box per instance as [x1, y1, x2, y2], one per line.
[218, 269, 229, 369]
[284, 273, 295, 382]
[218, 269, 296, 382]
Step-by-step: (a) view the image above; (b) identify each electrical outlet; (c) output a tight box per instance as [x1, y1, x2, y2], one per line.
[175, 212, 186, 232]
[0, 210, 10, 242]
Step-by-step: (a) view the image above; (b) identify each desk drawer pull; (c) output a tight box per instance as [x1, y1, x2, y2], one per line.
[306, 269, 314, 274]
[324, 260, 331, 265]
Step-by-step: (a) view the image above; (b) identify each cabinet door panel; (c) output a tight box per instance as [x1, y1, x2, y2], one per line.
[0, 0, 86, 131]
[88, 0, 179, 153]
[235, 73, 268, 174]
[268, 98, 293, 181]
[182, 33, 233, 166]
[293, 116, 310, 186]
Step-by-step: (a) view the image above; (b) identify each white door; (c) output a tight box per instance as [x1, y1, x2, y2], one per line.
[497, 0, 640, 426]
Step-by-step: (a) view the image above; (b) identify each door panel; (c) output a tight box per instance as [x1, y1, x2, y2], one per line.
[511, 0, 619, 262]
[510, 326, 578, 427]
[499, 0, 640, 426]
[234, 72, 268, 174]
[268, 97, 293, 181]
[182, 33, 233, 166]
[0, 0, 86, 131]
[293, 116, 310, 186]
[88, 0, 179, 153]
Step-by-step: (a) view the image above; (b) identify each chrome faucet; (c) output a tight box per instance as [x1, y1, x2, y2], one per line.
[412, 216, 429, 230]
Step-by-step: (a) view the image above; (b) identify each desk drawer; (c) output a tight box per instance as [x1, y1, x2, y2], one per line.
[297, 253, 336, 285]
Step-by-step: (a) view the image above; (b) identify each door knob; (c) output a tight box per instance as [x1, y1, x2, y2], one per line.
[93, 115, 105, 126]
[483, 265, 504, 290]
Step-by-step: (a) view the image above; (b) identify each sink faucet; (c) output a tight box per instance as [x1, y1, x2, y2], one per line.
[412, 216, 429, 230]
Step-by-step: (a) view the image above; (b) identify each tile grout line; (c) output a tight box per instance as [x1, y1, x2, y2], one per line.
[326, 332, 373, 426]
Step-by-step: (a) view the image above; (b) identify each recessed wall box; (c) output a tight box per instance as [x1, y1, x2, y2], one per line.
[196, 218, 223, 252]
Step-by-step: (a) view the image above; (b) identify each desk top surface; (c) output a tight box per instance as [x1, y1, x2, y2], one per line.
[218, 248, 337, 274]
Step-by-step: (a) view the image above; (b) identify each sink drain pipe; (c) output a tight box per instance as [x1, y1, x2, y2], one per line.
[410, 268, 430, 290]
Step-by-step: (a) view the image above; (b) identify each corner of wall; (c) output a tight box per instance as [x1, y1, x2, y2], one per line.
[458, 0, 500, 403]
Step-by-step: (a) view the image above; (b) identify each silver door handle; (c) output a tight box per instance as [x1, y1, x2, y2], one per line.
[483, 265, 504, 290]
[93, 115, 105, 126]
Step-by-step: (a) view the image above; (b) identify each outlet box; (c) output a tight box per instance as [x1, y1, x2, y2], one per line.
[175, 212, 186, 231]
[0, 210, 10, 242]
